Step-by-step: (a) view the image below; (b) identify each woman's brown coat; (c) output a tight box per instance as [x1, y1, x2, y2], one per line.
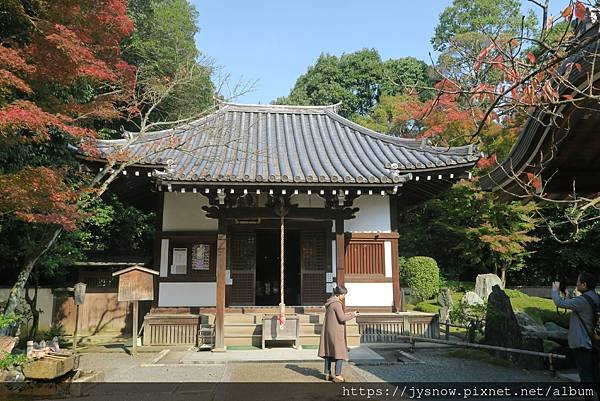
[318, 296, 355, 360]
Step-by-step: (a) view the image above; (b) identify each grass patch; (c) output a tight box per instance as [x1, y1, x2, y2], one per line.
[406, 288, 568, 329]
[413, 299, 439, 314]
[444, 348, 513, 368]
[509, 295, 569, 328]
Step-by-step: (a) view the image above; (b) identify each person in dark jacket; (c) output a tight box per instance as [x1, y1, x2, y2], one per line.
[552, 271, 600, 384]
[318, 285, 358, 382]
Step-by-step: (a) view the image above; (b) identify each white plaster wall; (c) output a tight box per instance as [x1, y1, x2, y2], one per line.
[290, 193, 325, 208]
[158, 282, 216, 307]
[159, 239, 169, 277]
[0, 287, 54, 330]
[384, 241, 392, 277]
[162, 193, 217, 231]
[346, 196, 390, 232]
[345, 283, 394, 306]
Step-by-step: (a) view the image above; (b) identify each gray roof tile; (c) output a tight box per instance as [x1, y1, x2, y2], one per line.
[92, 103, 477, 185]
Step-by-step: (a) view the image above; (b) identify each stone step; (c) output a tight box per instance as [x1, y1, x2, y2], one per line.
[224, 324, 262, 336]
[224, 314, 258, 324]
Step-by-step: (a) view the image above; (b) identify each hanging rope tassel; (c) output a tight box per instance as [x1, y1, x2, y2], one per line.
[278, 205, 286, 329]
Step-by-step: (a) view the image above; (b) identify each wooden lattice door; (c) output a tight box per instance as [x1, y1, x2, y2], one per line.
[300, 231, 327, 305]
[229, 232, 256, 305]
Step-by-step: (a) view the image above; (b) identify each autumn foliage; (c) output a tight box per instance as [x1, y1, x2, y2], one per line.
[0, 0, 135, 230]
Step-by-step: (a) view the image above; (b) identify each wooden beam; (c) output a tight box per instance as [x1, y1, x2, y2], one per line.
[203, 206, 358, 220]
[213, 216, 227, 352]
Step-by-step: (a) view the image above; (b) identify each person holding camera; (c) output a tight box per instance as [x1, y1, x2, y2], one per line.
[318, 285, 359, 382]
[552, 271, 600, 384]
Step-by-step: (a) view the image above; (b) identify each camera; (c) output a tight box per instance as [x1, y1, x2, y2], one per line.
[559, 281, 567, 293]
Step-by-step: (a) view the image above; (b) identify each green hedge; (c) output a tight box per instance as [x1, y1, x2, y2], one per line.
[400, 256, 440, 301]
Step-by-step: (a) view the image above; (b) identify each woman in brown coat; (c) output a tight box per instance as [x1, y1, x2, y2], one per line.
[318, 285, 358, 382]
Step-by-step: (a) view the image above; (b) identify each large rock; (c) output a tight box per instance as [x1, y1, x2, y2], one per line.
[438, 288, 453, 308]
[475, 274, 503, 301]
[484, 285, 548, 368]
[514, 312, 568, 342]
[461, 291, 484, 306]
[544, 322, 569, 336]
[484, 285, 522, 349]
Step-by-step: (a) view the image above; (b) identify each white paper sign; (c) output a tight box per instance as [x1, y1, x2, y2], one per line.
[171, 248, 187, 274]
[326, 273, 333, 283]
[326, 283, 334, 293]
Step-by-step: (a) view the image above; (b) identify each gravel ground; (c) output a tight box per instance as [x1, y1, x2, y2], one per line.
[70, 349, 590, 401]
[355, 346, 562, 382]
[78, 346, 564, 383]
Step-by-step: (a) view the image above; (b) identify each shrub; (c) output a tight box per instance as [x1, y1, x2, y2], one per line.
[0, 352, 28, 370]
[399, 256, 440, 301]
[450, 300, 487, 342]
[37, 324, 67, 346]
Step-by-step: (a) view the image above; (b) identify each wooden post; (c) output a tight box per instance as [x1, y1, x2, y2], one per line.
[214, 216, 227, 352]
[335, 213, 345, 287]
[73, 304, 80, 352]
[132, 301, 139, 355]
[390, 197, 401, 312]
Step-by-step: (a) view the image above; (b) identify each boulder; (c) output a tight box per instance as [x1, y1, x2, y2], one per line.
[514, 312, 568, 341]
[475, 274, 503, 301]
[439, 306, 451, 324]
[544, 322, 569, 335]
[483, 285, 522, 350]
[438, 288, 453, 308]
[461, 291, 484, 306]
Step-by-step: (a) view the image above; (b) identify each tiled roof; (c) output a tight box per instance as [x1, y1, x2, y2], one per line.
[93, 103, 479, 185]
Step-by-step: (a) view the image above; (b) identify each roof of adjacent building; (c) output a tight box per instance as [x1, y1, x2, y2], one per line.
[92, 102, 479, 186]
[480, 19, 600, 198]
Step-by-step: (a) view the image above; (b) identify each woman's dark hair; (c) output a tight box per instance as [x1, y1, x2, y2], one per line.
[333, 285, 348, 295]
[579, 271, 597, 290]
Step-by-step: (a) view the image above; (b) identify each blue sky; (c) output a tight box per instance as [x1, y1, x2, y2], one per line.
[191, 1, 570, 104]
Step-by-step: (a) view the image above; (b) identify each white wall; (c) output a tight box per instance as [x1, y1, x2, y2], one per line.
[345, 195, 390, 232]
[162, 192, 217, 231]
[290, 193, 325, 208]
[158, 282, 216, 307]
[345, 283, 394, 307]
[384, 241, 392, 277]
[0, 287, 54, 330]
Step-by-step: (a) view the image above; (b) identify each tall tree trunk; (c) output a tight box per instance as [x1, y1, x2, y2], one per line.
[0, 227, 60, 336]
[501, 268, 507, 288]
[25, 273, 40, 340]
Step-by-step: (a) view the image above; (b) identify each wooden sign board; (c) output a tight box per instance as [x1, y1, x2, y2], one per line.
[112, 266, 158, 302]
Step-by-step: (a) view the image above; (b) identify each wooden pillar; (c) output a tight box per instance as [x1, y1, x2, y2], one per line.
[390, 196, 401, 312]
[132, 300, 139, 355]
[214, 216, 227, 352]
[335, 213, 345, 287]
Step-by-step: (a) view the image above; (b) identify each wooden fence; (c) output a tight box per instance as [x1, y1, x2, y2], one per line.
[357, 313, 440, 343]
[142, 314, 201, 346]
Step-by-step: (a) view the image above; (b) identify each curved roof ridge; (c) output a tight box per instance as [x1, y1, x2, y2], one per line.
[323, 110, 474, 156]
[93, 106, 230, 147]
[221, 101, 341, 113]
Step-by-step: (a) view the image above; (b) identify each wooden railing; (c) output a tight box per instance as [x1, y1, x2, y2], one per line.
[357, 313, 440, 343]
[143, 314, 200, 346]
